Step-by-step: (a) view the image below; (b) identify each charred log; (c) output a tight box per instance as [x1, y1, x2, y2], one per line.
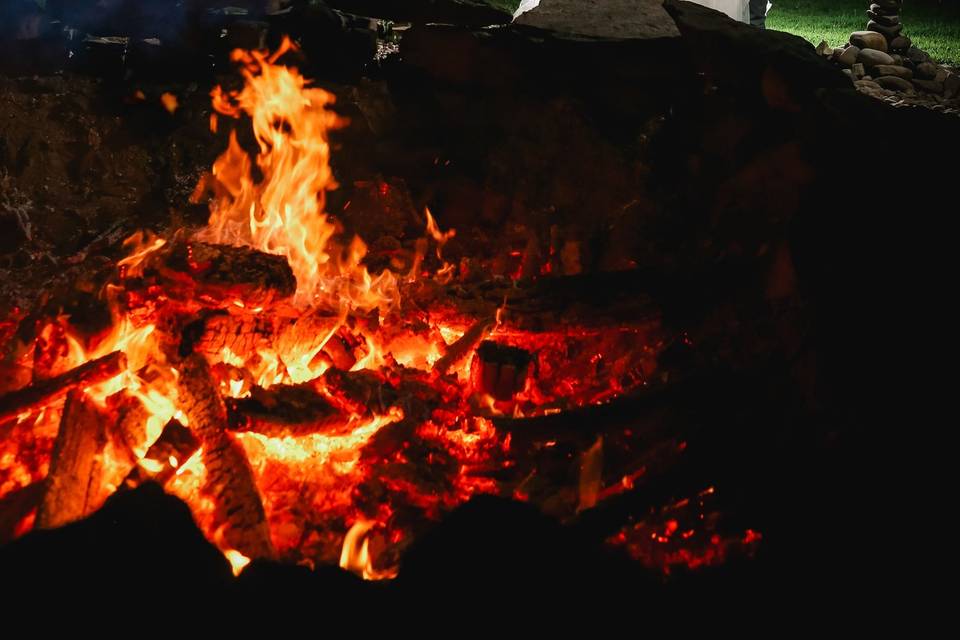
[433, 315, 495, 374]
[0, 351, 126, 426]
[130, 239, 296, 311]
[176, 353, 274, 560]
[227, 384, 350, 438]
[36, 390, 109, 529]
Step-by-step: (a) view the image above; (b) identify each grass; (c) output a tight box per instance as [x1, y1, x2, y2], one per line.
[766, 0, 960, 64]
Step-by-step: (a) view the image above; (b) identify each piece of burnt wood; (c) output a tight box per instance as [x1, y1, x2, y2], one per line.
[191, 312, 293, 361]
[320, 367, 391, 416]
[176, 353, 274, 560]
[35, 390, 109, 529]
[226, 384, 350, 438]
[491, 374, 713, 445]
[475, 340, 531, 401]
[433, 315, 495, 374]
[0, 351, 126, 426]
[121, 420, 201, 489]
[413, 270, 663, 333]
[0, 482, 44, 544]
[133, 239, 296, 310]
[102, 393, 151, 482]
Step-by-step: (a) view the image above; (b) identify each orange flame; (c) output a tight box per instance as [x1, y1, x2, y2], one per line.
[195, 37, 397, 314]
[339, 519, 398, 581]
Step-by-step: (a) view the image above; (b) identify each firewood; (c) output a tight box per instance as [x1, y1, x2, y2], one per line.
[35, 390, 109, 529]
[176, 353, 274, 560]
[191, 312, 292, 361]
[0, 351, 126, 426]
[475, 340, 531, 401]
[227, 384, 350, 438]
[131, 239, 296, 310]
[418, 269, 662, 333]
[433, 315, 495, 374]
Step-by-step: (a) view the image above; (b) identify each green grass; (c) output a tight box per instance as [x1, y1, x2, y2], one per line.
[766, 0, 960, 64]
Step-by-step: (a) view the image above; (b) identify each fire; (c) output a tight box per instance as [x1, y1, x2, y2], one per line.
[339, 519, 398, 581]
[194, 37, 398, 315]
[0, 38, 678, 583]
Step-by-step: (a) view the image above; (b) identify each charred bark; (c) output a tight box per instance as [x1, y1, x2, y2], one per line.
[0, 351, 126, 425]
[36, 390, 109, 529]
[176, 353, 274, 560]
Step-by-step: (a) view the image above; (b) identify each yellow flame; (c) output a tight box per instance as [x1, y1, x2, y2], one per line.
[224, 549, 252, 576]
[339, 520, 398, 581]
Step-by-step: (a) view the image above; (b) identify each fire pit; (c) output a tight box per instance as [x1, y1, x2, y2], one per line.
[0, 0, 946, 616]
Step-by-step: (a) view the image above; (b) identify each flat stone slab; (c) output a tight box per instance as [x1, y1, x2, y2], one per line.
[515, 0, 681, 40]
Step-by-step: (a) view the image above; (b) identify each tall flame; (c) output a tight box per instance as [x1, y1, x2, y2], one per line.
[195, 37, 396, 313]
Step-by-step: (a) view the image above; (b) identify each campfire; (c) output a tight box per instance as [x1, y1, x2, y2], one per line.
[0, 36, 762, 580]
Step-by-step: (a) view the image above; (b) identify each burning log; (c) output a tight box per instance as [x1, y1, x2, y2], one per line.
[176, 354, 274, 560]
[131, 239, 297, 311]
[227, 384, 350, 438]
[36, 390, 109, 529]
[0, 351, 126, 425]
[474, 340, 531, 401]
[433, 315, 496, 374]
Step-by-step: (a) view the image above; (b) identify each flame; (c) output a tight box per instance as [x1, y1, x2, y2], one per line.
[194, 37, 397, 315]
[224, 549, 252, 576]
[339, 519, 398, 580]
[160, 92, 179, 114]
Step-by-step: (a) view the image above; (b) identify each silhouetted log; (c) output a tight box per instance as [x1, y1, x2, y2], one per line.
[36, 390, 109, 529]
[0, 482, 44, 544]
[227, 384, 350, 438]
[491, 374, 713, 444]
[176, 353, 274, 560]
[0, 351, 126, 424]
[414, 270, 662, 333]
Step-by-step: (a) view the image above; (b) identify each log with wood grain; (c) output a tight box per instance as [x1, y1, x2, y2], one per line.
[0, 351, 126, 425]
[176, 353, 274, 560]
[36, 390, 109, 529]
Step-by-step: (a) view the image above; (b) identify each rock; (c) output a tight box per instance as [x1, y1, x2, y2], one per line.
[850, 31, 887, 52]
[915, 62, 939, 80]
[851, 63, 865, 79]
[842, 68, 853, 80]
[873, 0, 902, 11]
[872, 64, 912, 80]
[874, 75, 914, 92]
[661, 0, 850, 101]
[890, 54, 903, 65]
[321, 0, 524, 27]
[837, 45, 860, 67]
[855, 79, 882, 91]
[912, 79, 944, 94]
[515, 0, 681, 39]
[945, 73, 960, 99]
[857, 48, 894, 67]
[906, 46, 931, 64]
[934, 68, 949, 83]
[867, 11, 899, 26]
[816, 40, 833, 57]
[889, 36, 912, 52]
[867, 21, 903, 40]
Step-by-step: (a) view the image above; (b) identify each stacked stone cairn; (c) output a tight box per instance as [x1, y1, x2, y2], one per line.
[815, 1, 960, 107]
